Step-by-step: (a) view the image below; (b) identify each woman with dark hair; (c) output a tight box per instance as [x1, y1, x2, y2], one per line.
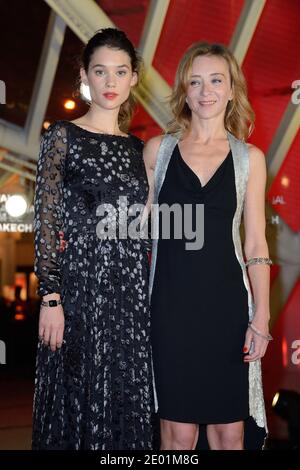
[144, 42, 272, 450]
[32, 28, 154, 450]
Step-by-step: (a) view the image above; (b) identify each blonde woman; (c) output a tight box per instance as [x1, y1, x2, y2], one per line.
[144, 42, 272, 450]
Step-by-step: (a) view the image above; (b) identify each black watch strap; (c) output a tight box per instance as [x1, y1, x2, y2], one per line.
[41, 299, 62, 307]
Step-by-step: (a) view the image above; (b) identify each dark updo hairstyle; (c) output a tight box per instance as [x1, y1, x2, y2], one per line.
[81, 28, 142, 132]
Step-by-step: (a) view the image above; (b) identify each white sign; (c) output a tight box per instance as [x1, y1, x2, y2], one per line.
[0, 194, 33, 232]
[0, 340, 6, 365]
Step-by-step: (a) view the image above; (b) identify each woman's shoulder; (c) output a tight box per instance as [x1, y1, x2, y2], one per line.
[246, 143, 266, 178]
[143, 135, 165, 170]
[246, 143, 266, 164]
[42, 120, 69, 140]
[130, 133, 167, 155]
[127, 134, 145, 157]
[143, 134, 165, 154]
[129, 133, 144, 146]
[39, 121, 69, 157]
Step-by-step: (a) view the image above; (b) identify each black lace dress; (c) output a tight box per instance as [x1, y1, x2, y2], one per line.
[32, 120, 154, 450]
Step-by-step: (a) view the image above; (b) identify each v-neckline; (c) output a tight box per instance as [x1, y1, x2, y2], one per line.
[176, 144, 231, 189]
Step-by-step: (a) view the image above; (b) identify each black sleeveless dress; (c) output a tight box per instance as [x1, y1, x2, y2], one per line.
[151, 143, 250, 424]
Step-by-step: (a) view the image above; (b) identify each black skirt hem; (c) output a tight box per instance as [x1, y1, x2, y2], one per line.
[158, 411, 250, 425]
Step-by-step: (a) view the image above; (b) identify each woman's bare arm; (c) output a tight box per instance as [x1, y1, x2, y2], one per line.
[243, 144, 271, 361]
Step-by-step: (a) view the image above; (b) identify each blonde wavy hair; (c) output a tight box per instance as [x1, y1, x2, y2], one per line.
[167, 42, 255, 141]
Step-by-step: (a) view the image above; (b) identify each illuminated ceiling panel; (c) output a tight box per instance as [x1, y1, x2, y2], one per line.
[153, 0, 244, 86]
[243, 0, 300, 153]
[96, 0, 150, 46]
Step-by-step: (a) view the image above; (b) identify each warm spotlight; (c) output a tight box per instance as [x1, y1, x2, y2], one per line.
[5, 194, 28, 217]
[64, 99, 76, 110]
[281, 176, 289, 187]
[272, 392, 279, 407]
[15, 313, 26, 321]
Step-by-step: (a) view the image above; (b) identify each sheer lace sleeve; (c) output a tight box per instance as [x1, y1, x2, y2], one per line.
[34, 122, 68, 297]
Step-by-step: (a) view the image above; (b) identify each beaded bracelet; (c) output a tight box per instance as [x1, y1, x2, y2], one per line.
[245, 257, 273, 268]
[248, 322, 273, 341]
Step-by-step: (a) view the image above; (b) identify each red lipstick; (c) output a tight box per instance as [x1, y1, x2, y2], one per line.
[103, 92, 119, 100]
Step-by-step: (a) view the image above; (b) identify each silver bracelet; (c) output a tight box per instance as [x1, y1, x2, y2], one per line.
[245, 257, 273, 268]
[248, 322, 273, 341]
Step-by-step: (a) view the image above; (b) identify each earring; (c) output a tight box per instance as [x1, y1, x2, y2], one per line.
[80, 82, 91, 102]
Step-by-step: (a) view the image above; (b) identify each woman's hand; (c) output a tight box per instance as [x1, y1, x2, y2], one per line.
[39, 303, 65, 352]
[243, 320, 270, 362]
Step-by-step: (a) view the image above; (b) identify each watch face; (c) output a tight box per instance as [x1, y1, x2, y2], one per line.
[49, 300, 57, 307]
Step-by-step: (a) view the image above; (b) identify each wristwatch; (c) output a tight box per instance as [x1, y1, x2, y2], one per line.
[41, 299, 62, 307]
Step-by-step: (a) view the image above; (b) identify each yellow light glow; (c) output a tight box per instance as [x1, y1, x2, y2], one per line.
[5, 194, 28, 217]
[281, 176, 289, 187]
[15, 313, 26, 321]
[64, 99, 76, 110]
[272, 392, 279, 407]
